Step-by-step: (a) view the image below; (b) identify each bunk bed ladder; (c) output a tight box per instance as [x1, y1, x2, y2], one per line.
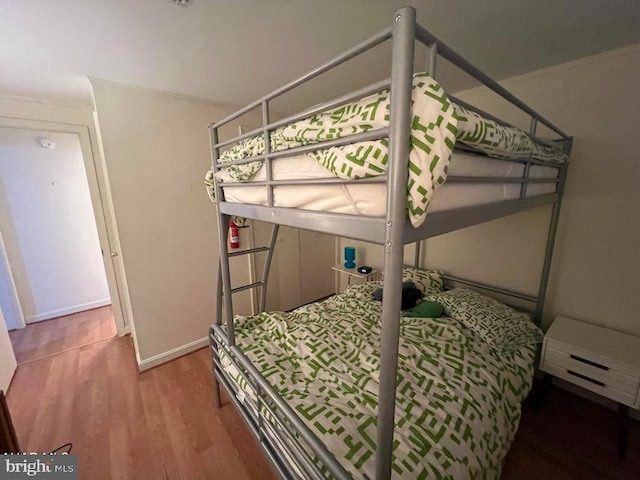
[225, 223, 280, 314]
[211, 217, 279, 408]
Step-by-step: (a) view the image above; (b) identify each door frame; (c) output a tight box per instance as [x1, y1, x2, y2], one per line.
[0, 228, 24, 329]
[0, 117, 130, 336]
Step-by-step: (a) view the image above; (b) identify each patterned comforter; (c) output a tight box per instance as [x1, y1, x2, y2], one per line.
[217, 282, 538, 479]
[206, 73, 567, 228]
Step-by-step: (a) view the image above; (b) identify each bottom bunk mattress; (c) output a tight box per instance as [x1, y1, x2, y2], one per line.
[214, 281, 540, 479]
[215, 151, 559, 218]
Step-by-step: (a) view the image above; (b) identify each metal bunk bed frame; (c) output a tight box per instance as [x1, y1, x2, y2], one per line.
[208, 6, 572, 480]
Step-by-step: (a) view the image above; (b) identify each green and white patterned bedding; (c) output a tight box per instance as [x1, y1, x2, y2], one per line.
[210, 74, 458, 228]
[216, 282, 539, 479]
[453, 105, 567, 163]
[206, 73, 567, 228]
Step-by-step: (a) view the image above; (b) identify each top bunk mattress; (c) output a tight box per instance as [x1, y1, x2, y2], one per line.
[207, 73, 568, 227]
[215, 151, 560, 217]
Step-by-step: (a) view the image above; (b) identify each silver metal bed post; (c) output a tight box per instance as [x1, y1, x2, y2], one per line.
[209, 125, 227, 409]
[262, 100, 274, 209]
[211, 263, 223, 408]
[210, 126, 237, 346]
[258, 98, 279, 314]
[520, 117, 538, 199]
[427, 42, 437, 77]
[534, 142, 571, 325]
[376, 6, 416, 480]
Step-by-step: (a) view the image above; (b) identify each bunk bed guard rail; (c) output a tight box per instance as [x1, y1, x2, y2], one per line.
[209, 6, 572, 480]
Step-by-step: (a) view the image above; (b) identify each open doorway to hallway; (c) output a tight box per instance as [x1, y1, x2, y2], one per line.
[0, 127, 116, 363]
[8, 306, 115, 365]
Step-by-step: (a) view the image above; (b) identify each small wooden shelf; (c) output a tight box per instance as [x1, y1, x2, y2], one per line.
[332, 265, 377, 292]
[331, 264, 376, 279]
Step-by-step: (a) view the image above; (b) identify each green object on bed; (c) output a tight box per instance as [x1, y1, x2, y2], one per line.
[217, 281, 540, 479]
[404, 299, 443, 318]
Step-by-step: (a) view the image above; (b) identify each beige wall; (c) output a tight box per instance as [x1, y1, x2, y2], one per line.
[433, 44, 640, 334]
[341, 44, 640, 335]
[91, 81, 336, 365]
[91, 80, 249, 365]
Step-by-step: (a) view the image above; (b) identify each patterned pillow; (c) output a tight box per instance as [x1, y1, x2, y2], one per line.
[426, 288, 543, 353]
[342, 281, 382, 300]
[402, 267, 443, 296]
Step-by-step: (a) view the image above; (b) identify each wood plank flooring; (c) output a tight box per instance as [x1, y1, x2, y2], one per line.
[6, 337, 275, 480]
[503, 384, 640, 480]
[4, 313, 639, 479]
[9, 306, 116, 364]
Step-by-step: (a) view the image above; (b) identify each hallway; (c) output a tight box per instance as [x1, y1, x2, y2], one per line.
[8, 306, 115, 365]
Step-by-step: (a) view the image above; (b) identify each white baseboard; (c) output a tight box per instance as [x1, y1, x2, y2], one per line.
[25, 298, 112, 323]
[117, 326, 131, 337]
[137, 336, 209, 372]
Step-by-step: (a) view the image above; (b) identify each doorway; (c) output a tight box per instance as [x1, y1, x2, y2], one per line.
[0, 125, 124, 363]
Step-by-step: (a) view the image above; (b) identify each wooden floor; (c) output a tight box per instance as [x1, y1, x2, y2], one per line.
[9, 306, 116, 364]
[6, 336, 275, 480]
[5, 315, 639, 479]
[503, 384, 640, 480]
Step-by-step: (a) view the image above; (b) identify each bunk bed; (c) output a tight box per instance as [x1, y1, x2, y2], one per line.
[206, 6, 572, 480]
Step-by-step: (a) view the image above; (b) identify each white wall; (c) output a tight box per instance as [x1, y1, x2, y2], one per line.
[342, 45, 640, 336]
[0, 129, 110, 323]
[0, 307, 17, 392]
[90, 80, 261, 367]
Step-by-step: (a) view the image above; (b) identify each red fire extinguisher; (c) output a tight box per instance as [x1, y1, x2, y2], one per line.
[229, 220, 240, 249]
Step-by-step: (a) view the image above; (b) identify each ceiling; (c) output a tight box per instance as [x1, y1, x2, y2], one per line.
[1, 0, 639, 115]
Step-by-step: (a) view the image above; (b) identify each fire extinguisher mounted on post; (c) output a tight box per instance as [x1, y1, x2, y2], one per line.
[229, 220, 239, 249]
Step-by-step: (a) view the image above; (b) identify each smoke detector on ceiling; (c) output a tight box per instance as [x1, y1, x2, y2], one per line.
[173, 0, 192, 6]
[38, 137, 56, 149]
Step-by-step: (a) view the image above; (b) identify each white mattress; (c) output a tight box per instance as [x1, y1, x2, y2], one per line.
[217, 152, 559, 217]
